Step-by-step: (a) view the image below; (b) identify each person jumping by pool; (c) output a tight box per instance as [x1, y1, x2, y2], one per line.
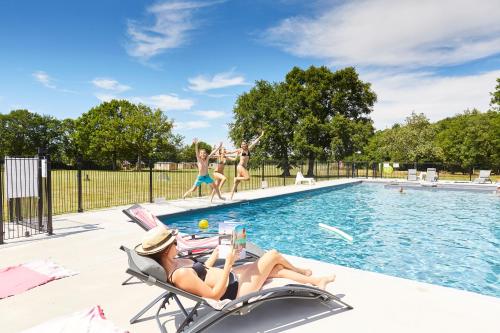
[183, 138, 225, 202]
[210, 144, 236, 202]
[229, 130, 265, 200]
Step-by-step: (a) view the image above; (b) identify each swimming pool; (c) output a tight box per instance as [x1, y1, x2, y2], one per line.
[160, 183, 500, 297]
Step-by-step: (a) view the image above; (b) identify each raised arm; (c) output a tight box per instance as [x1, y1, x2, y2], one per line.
[248, 130, 265, 150]
[193, 138, 200, 162]
[208, 142, 222, 158]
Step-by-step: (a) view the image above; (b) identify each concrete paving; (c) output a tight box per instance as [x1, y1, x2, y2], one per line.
[1, 179, 499, 333]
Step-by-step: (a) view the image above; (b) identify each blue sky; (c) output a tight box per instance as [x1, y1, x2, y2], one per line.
[1, 0, 500, 147]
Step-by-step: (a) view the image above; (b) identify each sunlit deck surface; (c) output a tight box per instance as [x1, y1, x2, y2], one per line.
[1, 179, 499, 333]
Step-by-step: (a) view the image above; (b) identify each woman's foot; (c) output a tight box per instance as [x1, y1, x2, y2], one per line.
[317, 274, 336, 290]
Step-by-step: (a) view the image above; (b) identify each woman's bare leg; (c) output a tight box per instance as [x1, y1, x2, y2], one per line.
[183, 185, 198, 199]
[268, 265, 335, 290]
[218, 174, 227, 191]
[210, 182, 225, 202]
[230, 180, 240, 200]
[210, 175, 222, 202]
[234, 250, 314, 297]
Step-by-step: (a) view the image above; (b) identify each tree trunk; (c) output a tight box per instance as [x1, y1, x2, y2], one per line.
[306, 153, 315, 177]
[281, 157, 291, 176]
[137, 154, 142, 171]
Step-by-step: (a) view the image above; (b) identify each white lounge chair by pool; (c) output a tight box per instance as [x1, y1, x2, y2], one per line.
[295, 171, 316, 185]
[473, 170, 492, 184]
[407, 169, 417, 181]
[426, 168, 438, 182]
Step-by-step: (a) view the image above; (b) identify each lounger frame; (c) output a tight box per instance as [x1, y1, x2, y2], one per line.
[121, 246, 353, 333]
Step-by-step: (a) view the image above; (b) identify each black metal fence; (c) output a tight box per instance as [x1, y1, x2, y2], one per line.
[46, 159, 498, 216]
[3, 156, 497, 241]
[1, 151, 52, 243]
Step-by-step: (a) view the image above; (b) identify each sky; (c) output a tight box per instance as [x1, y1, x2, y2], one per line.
[1, 0, 500, 147]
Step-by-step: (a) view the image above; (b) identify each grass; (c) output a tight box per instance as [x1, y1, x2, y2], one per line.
[2, 164, 498, 218]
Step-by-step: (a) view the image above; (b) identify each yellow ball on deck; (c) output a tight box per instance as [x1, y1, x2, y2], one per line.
[198, 219, 209, 229]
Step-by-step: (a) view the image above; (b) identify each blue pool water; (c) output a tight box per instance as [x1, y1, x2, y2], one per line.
[161, 183, 500, 297]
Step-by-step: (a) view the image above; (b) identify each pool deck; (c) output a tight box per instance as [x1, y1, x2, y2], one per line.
[1, 179, 499, 332]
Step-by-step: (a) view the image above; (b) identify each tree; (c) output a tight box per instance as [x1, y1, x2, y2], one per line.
[491, 78, 500, 110]
[0, 109, 63, 158]
[286, 66, 377, 175]
[364, 113, 442, 163]
[435, 109, 500, 170]
[74, 100, 178, 169]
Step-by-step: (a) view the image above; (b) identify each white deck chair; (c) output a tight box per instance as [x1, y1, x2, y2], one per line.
[426, 168, 438, 182]
[295, 171, 316, 185]
[473, 170, 492, 184]
[407, 169, 417, 181]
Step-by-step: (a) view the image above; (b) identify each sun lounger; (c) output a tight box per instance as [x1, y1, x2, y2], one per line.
[473, 170, 492, 184]
[295, 171, 316, 185]
[120, 246, 352, 333]
[407, 169, 417, 181]
[426, 168, 438, 182]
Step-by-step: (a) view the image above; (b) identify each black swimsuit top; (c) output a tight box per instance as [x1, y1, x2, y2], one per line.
[168, 261, 207, 283]
[168, 261, 239, 301]
[241, 150, 250, 157]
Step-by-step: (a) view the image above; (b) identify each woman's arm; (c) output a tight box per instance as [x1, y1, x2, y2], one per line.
[208, 142, 222, 158]
[173, 249, 236, 300]
[204, 247, 219, 267]
[248, 131, 265, 150]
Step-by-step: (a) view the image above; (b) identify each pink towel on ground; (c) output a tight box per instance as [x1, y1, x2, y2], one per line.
[20, 305, 128, 333]
[0, 260, 78, 299]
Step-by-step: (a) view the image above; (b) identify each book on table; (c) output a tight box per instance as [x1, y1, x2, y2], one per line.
[218, 221, 246, 260]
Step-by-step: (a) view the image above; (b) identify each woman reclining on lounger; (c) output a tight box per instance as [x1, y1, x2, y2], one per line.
[135, 226, 336, 301]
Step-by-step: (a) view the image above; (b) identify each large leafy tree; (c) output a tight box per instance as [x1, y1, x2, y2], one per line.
[286, 66, 377, 175]
[74, 100, 177, 169]
[435, 109, 500, 169]
[364, 113, 442, 163]
[0, 109, 63, 158]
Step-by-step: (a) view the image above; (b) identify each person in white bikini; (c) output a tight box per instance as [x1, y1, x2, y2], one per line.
[210, 145, 236, 202]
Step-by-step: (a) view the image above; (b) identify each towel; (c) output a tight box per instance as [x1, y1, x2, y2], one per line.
[20, 305, 128, 333]
[0, 259, 78, 299]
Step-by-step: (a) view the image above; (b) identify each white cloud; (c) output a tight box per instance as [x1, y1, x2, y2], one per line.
[188, 70, 247, 91]
[92, 78, 131, 92]
[174, 120, 211, 129]
[367, 69, 500, 129]
[95, 93, 118, 102]
[193, 110, 226, 119]
[264, 0, 500, 68]
[32, 71, 56, 89]
[133, 94, 194, 110]
[126, 1, 222, 59]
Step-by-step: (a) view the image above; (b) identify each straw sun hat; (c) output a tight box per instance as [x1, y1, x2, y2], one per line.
[134, 225, 178, 256]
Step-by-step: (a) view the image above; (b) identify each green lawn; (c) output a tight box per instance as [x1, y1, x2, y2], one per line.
[3, 164, 498, 218]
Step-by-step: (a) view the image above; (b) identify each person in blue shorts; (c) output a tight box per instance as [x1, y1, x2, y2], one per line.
[183, 138, 225, 202]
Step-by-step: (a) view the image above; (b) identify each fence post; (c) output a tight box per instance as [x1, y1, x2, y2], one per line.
[234, 163, 238, 193]
[46, 153, 53, 235]
[77, 157, 83, 212]
[327, 161, 330, 180]
[149, 161, 153, 203]
[261, 161, 264, 181]
[366, 162, 368, 178]
[0, 161, 3, 244]
[37, 150, 44, 229]
[337, 161, 340, 178]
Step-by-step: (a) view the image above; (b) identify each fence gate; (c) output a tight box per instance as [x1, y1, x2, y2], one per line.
[0, 152, 52, 244]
